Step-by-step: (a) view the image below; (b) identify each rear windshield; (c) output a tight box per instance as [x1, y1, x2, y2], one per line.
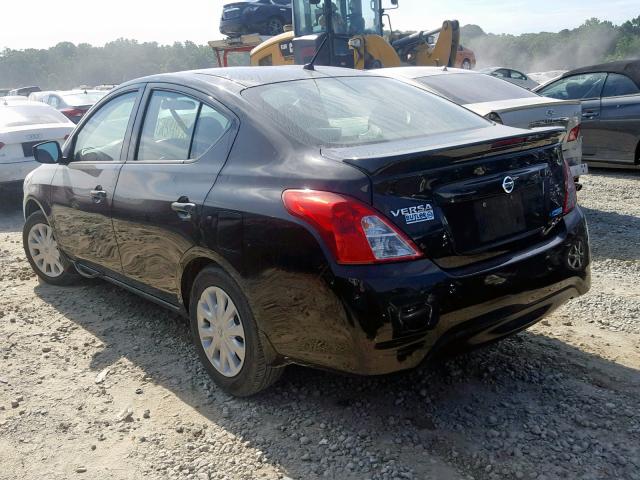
[62, 91, 106, 106]
[417, 73, 538, 104]
[242, 76, 488, 147]
[0, 104, 69, 127]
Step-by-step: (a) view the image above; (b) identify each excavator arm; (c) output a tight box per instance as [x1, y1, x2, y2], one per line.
[392, 20, 460, 67]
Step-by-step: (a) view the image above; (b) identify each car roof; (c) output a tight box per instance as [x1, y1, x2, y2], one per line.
[378, 66, 478, 79]
[563, 59, 640, 88]
[121, 65, 375, 91]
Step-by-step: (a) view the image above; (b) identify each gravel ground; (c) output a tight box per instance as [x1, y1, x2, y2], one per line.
[1, 169, 639, 480]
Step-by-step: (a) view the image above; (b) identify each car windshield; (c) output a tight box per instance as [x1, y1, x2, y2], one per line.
[242, 76, 489, 148]
[416, 73, 538, 104]
[62, 91, 106, 106]
[0, 104, 69, 127]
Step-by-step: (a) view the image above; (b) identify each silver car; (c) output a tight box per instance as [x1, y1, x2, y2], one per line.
[380, 67, 586, 177]
[480, 67, 540, 90]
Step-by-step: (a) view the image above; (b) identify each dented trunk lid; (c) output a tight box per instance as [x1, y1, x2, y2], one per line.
[322, 125, 568, 269]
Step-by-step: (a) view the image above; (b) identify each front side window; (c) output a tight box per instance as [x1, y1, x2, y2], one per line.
[137, 90, 231, 160]
[602, 73, 640, 98]
[510, 70, 527, 80]
[538, 73, 607, 100]
[73, 91, 137, 162]
[243, 76, 489, 148]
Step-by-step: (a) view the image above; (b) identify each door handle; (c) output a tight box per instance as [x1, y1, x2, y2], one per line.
[90, 186, 107, 203]
[171, 200, 196, 220]
[582, 111, 599, 118]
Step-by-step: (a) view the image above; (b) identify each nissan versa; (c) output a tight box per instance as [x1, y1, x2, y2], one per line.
[23, 66, 590, 396]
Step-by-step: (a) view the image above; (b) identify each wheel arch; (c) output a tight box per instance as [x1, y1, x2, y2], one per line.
[23, 196, 47, 221]
[177, 247, 245, 314]
[635, 139, 640, 164]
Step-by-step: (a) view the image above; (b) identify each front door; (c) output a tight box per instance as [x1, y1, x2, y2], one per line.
[111, 85, 237, 304]
[50, 88, 142, 272]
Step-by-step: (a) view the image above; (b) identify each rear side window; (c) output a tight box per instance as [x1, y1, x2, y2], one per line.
[602, 73, 640, 97]
[190, 104, 231, 159]
[137, 90, 231, 161]
[539, 73, 607, 100]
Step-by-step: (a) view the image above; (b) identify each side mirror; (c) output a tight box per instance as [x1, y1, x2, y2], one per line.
[33, 141, 63, 164]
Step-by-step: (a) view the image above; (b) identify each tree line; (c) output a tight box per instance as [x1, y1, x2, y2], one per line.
[0, 40, 217, 90]
[0, 16, 639, 90]
[461, 16, 640, 72]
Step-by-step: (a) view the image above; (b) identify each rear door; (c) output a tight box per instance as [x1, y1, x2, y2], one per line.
[111, 84, 238, 303]
[538, 72, 607, 158]
[50, 87, 143, 272]
[598, 73, 640, 164]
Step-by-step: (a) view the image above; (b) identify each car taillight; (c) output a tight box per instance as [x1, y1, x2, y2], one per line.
[562, 159, 577, 214]
[567, 124, 581, 142]
[486, 112, 503, 124]
[282, 189, 423, 265]
[61, 108, 84, 118]
[0, 142, 4, 150]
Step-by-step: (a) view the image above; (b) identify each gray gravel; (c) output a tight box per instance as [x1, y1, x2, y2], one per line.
[0, 169, 639, 480]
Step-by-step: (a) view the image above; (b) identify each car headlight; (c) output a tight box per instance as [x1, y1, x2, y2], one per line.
[486, 112, 503, 124]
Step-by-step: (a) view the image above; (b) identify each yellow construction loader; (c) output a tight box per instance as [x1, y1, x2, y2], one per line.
[249, 0, 459, 70]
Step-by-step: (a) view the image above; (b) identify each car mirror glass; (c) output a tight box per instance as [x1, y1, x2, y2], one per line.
[33, 141, 62, 164]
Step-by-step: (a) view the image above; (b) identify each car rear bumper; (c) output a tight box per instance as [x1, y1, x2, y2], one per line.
[265, 207, 590, 375]
[0, 159, 38, 185]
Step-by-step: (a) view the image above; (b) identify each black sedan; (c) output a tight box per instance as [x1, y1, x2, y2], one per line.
[220, 0, 292, 37]
[535, 60, 640, 169]
[24, 66, 590, 396]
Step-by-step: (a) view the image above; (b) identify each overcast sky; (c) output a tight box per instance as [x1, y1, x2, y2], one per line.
[1, 0, 637, 49]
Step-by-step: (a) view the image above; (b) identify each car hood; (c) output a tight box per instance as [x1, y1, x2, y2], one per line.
[464, 96, 579, 117]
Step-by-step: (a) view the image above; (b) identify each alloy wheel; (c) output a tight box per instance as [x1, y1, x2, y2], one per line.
[267, 18, 283, 35]
[27, 223, 64, 278]
[197, 286, 246, 377]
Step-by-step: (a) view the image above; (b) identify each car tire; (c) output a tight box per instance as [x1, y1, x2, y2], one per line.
[462, 59, 471, 70]
[264, 16, 284, 36]
[189, 266, 283, 396]
[23, 211, 79, 286]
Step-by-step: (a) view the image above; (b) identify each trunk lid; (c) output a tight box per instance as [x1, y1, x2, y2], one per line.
[466, 98, 581, 139]
[0, 124, 73, 162]
[322, 125, 567, 269]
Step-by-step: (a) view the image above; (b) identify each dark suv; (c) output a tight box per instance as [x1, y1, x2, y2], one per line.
[24, 66, 590, 396]
[220, 0, 292, 36]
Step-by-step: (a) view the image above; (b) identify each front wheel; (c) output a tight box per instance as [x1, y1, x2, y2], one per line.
[264, 17, 284, 36]
[189, 266, 282, 396]
[23, 211, 79, 285]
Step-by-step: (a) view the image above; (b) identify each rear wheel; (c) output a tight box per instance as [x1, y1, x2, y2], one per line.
[462, 59, 472, 70]
[264, 17, 284, 35]
[23, 211, 79, 285]
[189, 266, 282, 396]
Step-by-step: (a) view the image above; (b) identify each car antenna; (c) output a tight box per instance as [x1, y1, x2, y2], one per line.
[303, 35, 328, 71]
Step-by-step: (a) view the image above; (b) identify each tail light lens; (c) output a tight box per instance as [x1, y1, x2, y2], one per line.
[562, 159, 577, 214]
[61, 108, 84, 118]
[0, 142, 4, 150]
[486, 112, 503, 124]
[282, 189, 423, 265]
[567, 124, 581, 142]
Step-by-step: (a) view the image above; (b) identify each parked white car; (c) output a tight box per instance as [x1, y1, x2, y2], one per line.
[479, 67, 540, 90]
[378, 67, 586, 177]
[0, 100, 74, 188]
